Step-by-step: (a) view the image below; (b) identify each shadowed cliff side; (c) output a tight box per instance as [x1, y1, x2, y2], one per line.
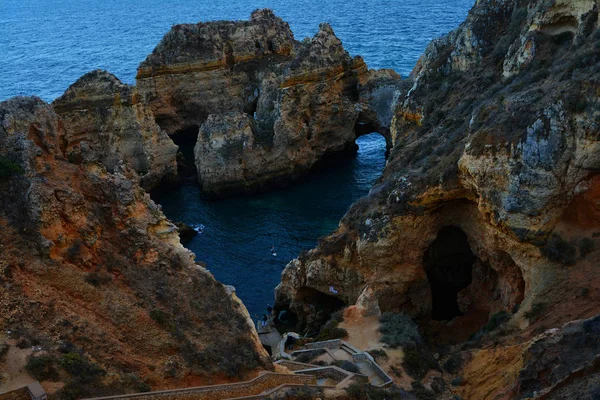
[52, 70, 179, 191]
[276, 0, 600, 398]
[0, 97, 270, 398]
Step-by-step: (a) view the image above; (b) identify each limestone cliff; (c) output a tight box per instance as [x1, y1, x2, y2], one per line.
[137, 9, 398, 197]
[52, 70, 178, 191]
[275, 0, 600, 398]
[0, 98, 270, 397]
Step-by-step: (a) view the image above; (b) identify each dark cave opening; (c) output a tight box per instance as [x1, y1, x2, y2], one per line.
[171, 125, 199, 177]
[424, 226, 475, 321]
[295, 287, 346, 331]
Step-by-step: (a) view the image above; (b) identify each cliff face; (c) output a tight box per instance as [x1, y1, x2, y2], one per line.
[0, 98, 269, 397]
[52, 70, 179, 191]
[137, 10, 398, 197]
[275, 0, 600, 397]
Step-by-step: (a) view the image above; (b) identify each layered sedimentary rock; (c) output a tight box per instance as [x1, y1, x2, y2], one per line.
[52, 70, 178, 191]
[137, 9, 399, 196]
[276, 0, 600, 397]
[0, 97, 269, 396]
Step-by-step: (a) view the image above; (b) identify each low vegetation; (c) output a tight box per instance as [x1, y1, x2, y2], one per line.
[84, 272, 112, 287]
[410, 381, 436, 400]
[25, 354, 60, 381]
[379, 312, 421, 347]
[541, 234, 576, 266]
[368, 348, 388, 361]
[402, 343, 439, 380]
[315, 309, 347, 341]
[443, 353, 464, 374]
[0, 156, 23, 181]
[345, 382, 408, 400]
[579, 237, 594, 258]
[332, 360, 360, 373]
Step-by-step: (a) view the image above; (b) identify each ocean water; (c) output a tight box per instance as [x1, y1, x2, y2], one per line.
[1, 0, 474, 317]
[0, 0, 472, 102]
[154, 134, 387, 318]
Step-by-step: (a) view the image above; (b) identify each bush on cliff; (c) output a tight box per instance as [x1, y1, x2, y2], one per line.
[345, 382, 407, 400]
[402, 343, 439, 380]
[315, 310, 347, 341]
[541, 234, 576, 266]
[0, 156, 23, 181]
[379, 312, 421, 348]
[25, 354, 60, 381]
[333, 360, 360, 373]
[579, 237, 594, 258]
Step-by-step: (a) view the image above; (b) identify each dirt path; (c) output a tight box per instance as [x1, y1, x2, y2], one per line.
[0, 338, 34, 393]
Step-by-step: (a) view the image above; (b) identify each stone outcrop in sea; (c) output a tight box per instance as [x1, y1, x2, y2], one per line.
[136, 9, 400, 197]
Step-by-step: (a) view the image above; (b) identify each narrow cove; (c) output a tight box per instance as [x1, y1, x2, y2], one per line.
[152, 133, 386, 317]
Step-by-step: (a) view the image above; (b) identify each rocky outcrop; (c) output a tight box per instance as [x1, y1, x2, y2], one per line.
[275, 0, 600, 397]
[137, 10, 398, 197]
[0, 97, 270, 396]
[52, 70, 178, 191]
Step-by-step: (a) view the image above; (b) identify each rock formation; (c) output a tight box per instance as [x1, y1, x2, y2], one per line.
[0, 97, 270, 396]
[52, 70, 179, 191]
[275, 0, 600, 397]
[137, 9, 400, 197]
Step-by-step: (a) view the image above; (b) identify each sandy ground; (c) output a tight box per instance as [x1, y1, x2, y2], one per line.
[338, 306, 413, 388]
[0, 338, 34, 393]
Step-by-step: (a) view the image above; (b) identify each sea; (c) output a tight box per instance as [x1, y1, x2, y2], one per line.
[1, 0, 473, 317]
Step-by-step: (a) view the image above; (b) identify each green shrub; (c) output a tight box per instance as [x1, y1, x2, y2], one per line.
[443, 353, 463, 374]
[84, 272, 112, 287]
[315, 312, 347, 341]
[345, 382, 407, 400]
[541, 234, 576, 265]
[451, 377, 465, 386]
[525, 302, 547, 321]
[402, 343, 438, 380]
[25, 354, 60, 381]
[484, 311, 511, 332]
[410, 382, 436, 400]
[295, 349, 325, 363]
[0, 156, 23, 181]
[368, 348, 388, 361]
[149, 309, 175, 331]
[0, 342, 8, 361]
[332, 360, 360, 373]
[60, 352, 105, 383]
[579, 238, 594, 258]
[315, 326, 347, 341]
[379, 312, 421, 348]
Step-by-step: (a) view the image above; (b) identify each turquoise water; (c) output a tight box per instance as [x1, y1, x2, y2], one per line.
[1, 0, 474, 316]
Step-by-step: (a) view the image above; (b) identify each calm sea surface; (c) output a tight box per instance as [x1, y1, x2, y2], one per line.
[1, 0, 473, 316]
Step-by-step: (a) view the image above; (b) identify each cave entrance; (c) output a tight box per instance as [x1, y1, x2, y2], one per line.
[424, 226, 475, 321]
[295, 287, 346, 332]
[171, 125, 199, 177]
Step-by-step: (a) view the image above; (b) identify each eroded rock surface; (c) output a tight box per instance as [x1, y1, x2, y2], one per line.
[52, 70, 178, 191]
[275, 0, 600, 397]
[137, 10, 399, 197]
[0, 97, 270, 396]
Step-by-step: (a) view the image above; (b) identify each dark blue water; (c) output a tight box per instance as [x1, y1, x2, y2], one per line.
[154, 134, 387, 317]
[1, 0, 474, 316]
[0, 0, 472, 102]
